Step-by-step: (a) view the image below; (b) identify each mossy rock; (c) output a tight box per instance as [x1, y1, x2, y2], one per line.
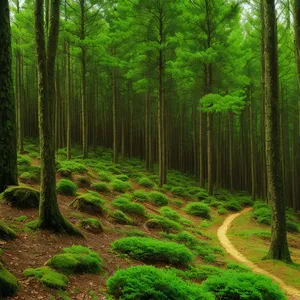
[47, 245, 103, 274]
[0, 262, 18, 297]
[0, 221, 17, 240]
[70, 193, 105, 215]
[1, 186, 40, 208]
[110, 210, 134, 225]
[23, 266, 68, 290]
[79, 218, 103, 233]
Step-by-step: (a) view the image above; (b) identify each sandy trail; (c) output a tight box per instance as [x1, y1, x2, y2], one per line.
[217, 207, 300, 299]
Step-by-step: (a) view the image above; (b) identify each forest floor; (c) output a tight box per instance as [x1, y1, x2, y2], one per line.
[0, 143, 299, 299]
[219, 208, 300, 299]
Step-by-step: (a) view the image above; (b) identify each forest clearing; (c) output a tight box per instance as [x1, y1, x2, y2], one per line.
[1, 0, 300, 299]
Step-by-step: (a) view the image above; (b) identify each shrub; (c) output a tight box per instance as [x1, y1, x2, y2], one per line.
[110, 210, 134, 225]
[236, 196, 253, 207]
[98, 172, 112, 182]
[227, 262, 251, 273]
[161, 231, 198, 247]
[185, 202, 210, 219]
[24, 267, 68, 290]
[1, 186, 40, 208]
[79, 218, 103, 233]
[149, 192, 168, 207]
[132, 190, 149, 202]
[146, 215, 181, 232]
[17, 155, 32, 166]
[77, 176, 91, 188]
[173, 265, 224, 281]
[71, 193, 105, 215]
[196, 191, 208, 200]
[112, 197, 145, 216]
[286, 220, 299, 233]
[223, 200, 241, 212]
[172, 198, 184, 207]
[91, 182, 109, 193]
[0, 221, 17, 240]
[253, 206, 271, 225]
[188, 187, 203, 195]
[112, 237, 194, 266]
[138, 177, 155, 188]
[56, 179, 78, 196]
[47, 245, 103, 274]
[202, 271, 286, 300]
[170, 187, 186, 197]
[59, 161, 87, 173]
[209, 200, 223, 208]
[107, 266, 214, 300]
[19, 172, 39, 183]
[0, 262, 19, 297]
[116, 174, 129, 182]
[57, 168, 72, 178]
[159, 207, 180, 221]
[111, 180, 132, 193]
[217, 207, 229, 215]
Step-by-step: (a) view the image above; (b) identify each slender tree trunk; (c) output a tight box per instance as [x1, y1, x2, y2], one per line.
[0, 0, 18, 192]
[249, 86, 256, 201]
[112, 67, 118, 163]
[263, 0, 291, 262]
[67, 42, 71, 160]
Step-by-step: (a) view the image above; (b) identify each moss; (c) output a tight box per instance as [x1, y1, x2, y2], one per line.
[71, 193, 105, 215]
[1, 186, 40, 208]
[112, 237, 194, 266]
[0, 221, 16, 240]
[159, 207, 180, 221]
[146, 215, 181, 232]
[138, 177, 155, 188]
[98, 172, 112, 182]
[170, 187, 186, 197]
[111, 180, 132, 193]
[110, 210, 134, 225]
[132, 190, 149, 202]
[196, 191, 208, 200]
[57, 168, 72, 178]
[77, 176, 91, 188]
[112, 197, 145, 216]
[184, 202, 211, 219]
[47, 245, 103, 274]
[116, 174, 129, 182]
[13, 215, 28, 222]
[149, 192, 168, 207]
[23, 266, 68, 290]
[19, 171, 39, 183]
[59, 161, 88, 173]
[56, 179, 78, 196]
[0, 262, 18, 297]
[79, 218, 103, 233]
[91, 182, 109, 193]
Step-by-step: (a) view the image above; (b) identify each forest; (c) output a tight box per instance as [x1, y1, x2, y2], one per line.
[1, 0, 300, 298]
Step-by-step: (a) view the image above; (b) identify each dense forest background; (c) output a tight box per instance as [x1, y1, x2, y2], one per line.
[9, 0, 300, 208]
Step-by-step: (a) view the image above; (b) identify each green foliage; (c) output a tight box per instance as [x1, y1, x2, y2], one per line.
[202, 271, 286, 300]
[17, 154, 32, 166]
[217, 207, 229, 215]
[146, 215, 182, 232]
[149, 191, 169, 207]
[77, 176, 91, 187]
[0, 262, 19, 297]
[227, 262, 251, 273]
[111, 179, 132, 193]
[98, 172, 112, 182]
[1, 186, 40, 208]
[170, 186, 186, 197]
[47, 245, 103, 274]
[56, 179, 78, 196]
[19, 171, 39, 183]
[91, 182, 109, 193]
[13, 215, 28, 222]
[79, 218, 103, 233]
[107, 266, 214, 300]
[24, 267, 68, 290]
[112, 197, 145, 216]
[132, 189, 149, 202]
[116, 174, 129, 181]
[110, 210, 134, 225]
[59, 161, 87, 173]
[223, 200, 241, 212]
[185, 202, 211, 219]
[71, 193, 105, 215]
[57, 168, 72, 178]
[235, 196, 253, 207]
[172, 198, 184, 207]
[138, 177, 155, 188]
[159, 207, 180, 221]
[112, 237, 194, 266]
[196, 191, 209, 200]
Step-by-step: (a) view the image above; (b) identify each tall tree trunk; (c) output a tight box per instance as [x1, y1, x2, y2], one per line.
[263, 0, 291, 262]
[112, 67, 118, 163]
[34, 0, 81, 235]
[0, 0, 18, 192]
[249, 86, 256, 201]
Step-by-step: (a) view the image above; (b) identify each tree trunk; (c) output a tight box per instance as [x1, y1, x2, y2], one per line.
[263, 0, 291, 262]
[0, 0, 18, 192]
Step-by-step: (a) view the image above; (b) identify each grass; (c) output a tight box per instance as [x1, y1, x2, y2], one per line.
[111, 179, 132, 193]
[112, 237, 194, 266]
[148, 191, 168, 207]
[56, 179, 78, 196]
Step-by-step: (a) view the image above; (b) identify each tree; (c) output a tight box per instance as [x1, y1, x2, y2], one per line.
[0, 0, 18, 193]
[263, 0, 291, 262]
[34, 0, 81, 235]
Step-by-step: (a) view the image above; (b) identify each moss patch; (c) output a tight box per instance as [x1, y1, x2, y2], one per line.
[110, 210, 134, 225]
[1, 186, 40, 208]
[79, 218, 103, 233]
[112, 197, 145, 216]
[149, 192, 168, 207]
[71, 193, 105, 215]
[0, 221, 17, 240]
[0, 262, 18, 297]
[56, 179, 78, 196]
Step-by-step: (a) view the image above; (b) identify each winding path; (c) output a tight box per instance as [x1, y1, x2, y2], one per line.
[217, 207, 300, 299]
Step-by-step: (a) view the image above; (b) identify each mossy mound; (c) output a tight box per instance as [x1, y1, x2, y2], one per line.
[70, 193, 105, 215]
[132, 190, 149, 202]
[79, 218, 103, 233]
[149, 192, 168, 207]
[111, 180, 132, 193]
[1, 186, 40, 208]
[77, 176, 91, 188]
[56, 179, 78, 196]
[159, 207, 180, 221]
[146, 215, 181, 232]
[91, 182, 109, 193]
[185, 202, 211, 219]
[19, 172, 39, 184]
[57, 168, 72, 178]
[0, 262, 19, 297]
[47, 245, 103, 274]
[107, 265, 214, 300]
[138, 177, 155, 188]
[0, 221, 17, 240]
[112, 237, 193, 266]
[110, 210, 134, 225]
[112, 197, 145, 216]
[23, 266, 68, 290]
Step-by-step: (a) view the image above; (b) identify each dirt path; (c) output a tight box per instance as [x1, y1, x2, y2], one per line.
[217, 207, 300, 299]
